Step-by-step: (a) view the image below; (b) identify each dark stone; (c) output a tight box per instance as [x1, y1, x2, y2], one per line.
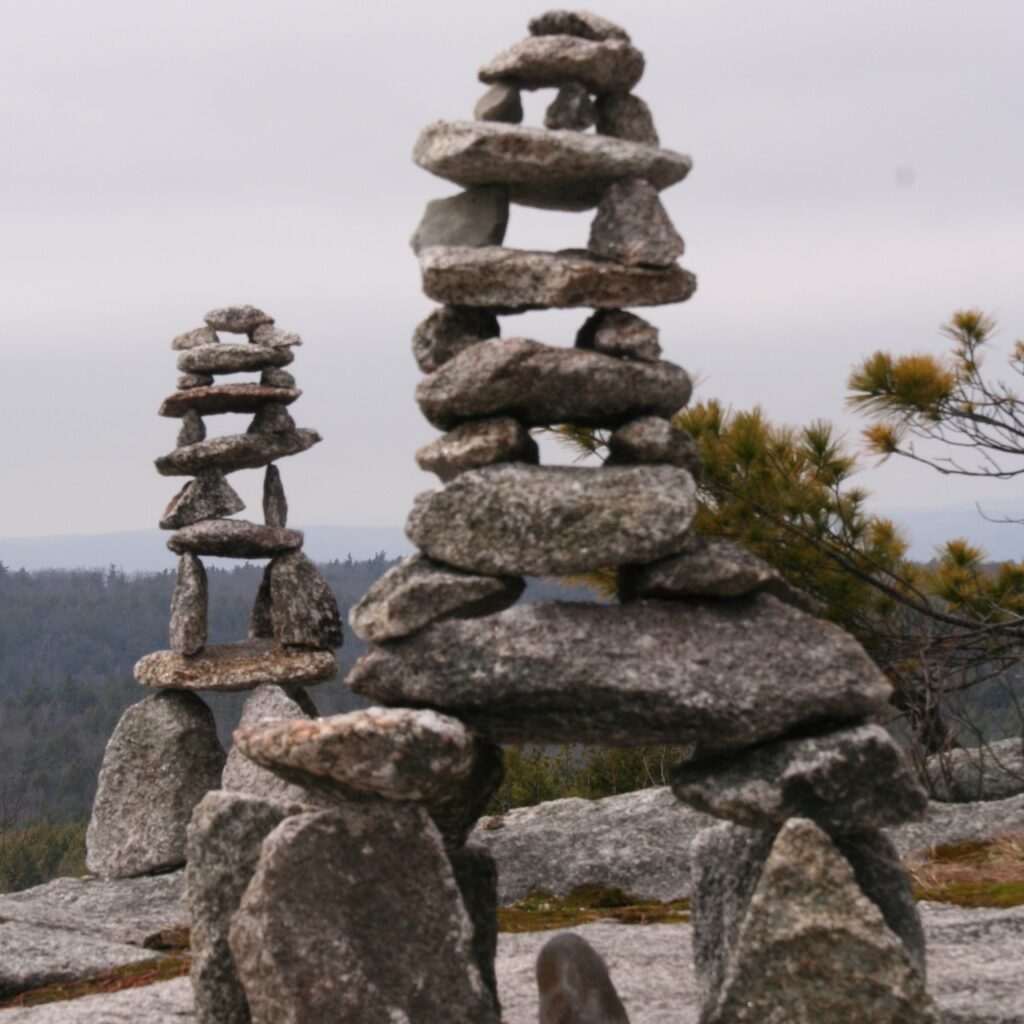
[544, 83, 596, 131]
[268, 551, 343, 648]
[474, 83, 523, 123]
[416, 417, 538, 482]
[411, 187, 509, 255]
[260, 367, 296, 387]
[155, 429, 321, 475]
[413, 306, 500, 374]
[449, 845, 500, 1012]
[160, 470, 246, 530]
[262, 465, 287, 527]
[167, 519, 303, 558]
[246, 403, 296, 435]
[249, 566, 273, 639]
[595, 93, 659, 145]
[159, 385, 300, 418]
[169, 553, 207, 655]
[589, 178, 683, 267]
[575, 309, 661, 361]
[536, 933, 630, 1024]
[178, 373, 215, 389]
[606, 416, 701, 472]
[176, 409, 206, 447]
[479, 36, 643, 94]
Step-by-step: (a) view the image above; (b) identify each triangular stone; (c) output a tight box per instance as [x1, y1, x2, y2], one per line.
[159, 469, 244, 530]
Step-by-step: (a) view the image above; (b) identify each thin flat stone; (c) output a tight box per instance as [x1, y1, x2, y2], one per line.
[251, 323, 302, 347]
[416, 417, 539, 482]
[177, 373, 214, 389]
[417, 338, 692, 430]
[159, 470, 245, 529]
[479, 36, 644, 94]
[263, 464, 287, 526]
[413, 306, 500, 374]
[349, 553, 524, 643]
[606, 415, 701, 473]
[159, 384, 300, 418]
[246, 402, 296, 434]
[348, 596, 893, 748]
[421, 247, 696, 310]
[169, 553, 207, 655]
[596, 93, 659, 145]
[537, 933, 630, 1024]
[167, 519, 302, 558]
[155, 428, 321, 475]
[414, 120, 690, 211]
[407, 463, 696, 575]
[544, 83, 596, 131]
[411, 186, 509, 254]
[171, 325, 219, 351]
[177, 343, 292, 375]
[474, 83, 523, 123]
[176, 409, 206, 446]
[528, 10, 631, 42]
[268, 550, 344, 648]
[589, 178, 684, 266]
[261, 367, 296, 387]
[672, 723, 929, 832]
[575, 309, 661, 361]
[134, 639, 338, 692]
[203, 305, 273, 333]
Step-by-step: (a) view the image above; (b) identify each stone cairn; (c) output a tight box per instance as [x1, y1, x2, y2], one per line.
[186, 12, 937, 1024]
[85, 304, 343, 889]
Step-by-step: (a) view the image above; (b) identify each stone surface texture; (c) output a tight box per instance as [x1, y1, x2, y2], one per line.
[414, 121, 690, 210]
[407, 463, 695, 575]
[349, 553, 524, 643]
[673, 723, 928, 831]
[169, 554, 207, 655]
[575, 308, 661, 361]
[528, 10, 630, 41]
[160, 470, 245, 530]
[450, 843, 500, 1011]
[260, 367, 295, 387]
[167, 520, 303, 558]
[159, 385, 300, 418]
[203, 305, 273, 333]
[228, 806, 497, 1024]
[606, 415, 701, 472]
[413, 305, 500, 374]
[250, 324, 302, 348]
[421, 246, 696, 309]
[262, 464, 287, 527]
[474, 83, 523, 123]
[416, 417, 539, 482]
[595, 92, 659, 145]
[925, 737, 1024, 803]
[411, 186, 509, 254]
[177, 410, 206, 446]
[178, 372, 215, 389]
[246, 403, 296, 435]
[267, 551, 343, 648]
[479, 36, 644, 94]
[350, 596, 891, 747]
[176, 344, 291, 376]
[536, 933, 630, 1024]
[589, 178, 684, 267]
[155, 429, 320, 475]
[134, 639, 338, 692]
[544, 83, 596, 131]
[86, 692, 225, 878]
[171, 326, 219, 350]
[416, 338, 692, 429]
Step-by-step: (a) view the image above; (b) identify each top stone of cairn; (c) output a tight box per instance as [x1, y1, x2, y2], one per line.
[528, 10, 631, 42]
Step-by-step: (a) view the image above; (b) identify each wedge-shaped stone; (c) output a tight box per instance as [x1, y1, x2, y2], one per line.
[596, 92, 659, 145]
[411, 186, 509, 254]
[228, 806, 498, 1024]
[170, 553, 207, 655]
[178, 372, 214, 389]
[474, 83, 523, 123]
[417, 339, 692, 430]
[160, 469, 245, 529]
[350, 553, 524, 642]
[421, 247, 695, 310]
[86, 692, 225, 878]
[414, 121, 690, 210]
[529, 10, 630, 42]
[349, 595, 892, 747]
[575, 308, 661, 361]
[262, 464, 287, 527]
[135, 639, 338, 692]
[544, 83, 596, 131]
[700, 819, 937, 1024]
[171, 325, 218, 350]
[167, 519, 302, 558]
[672, 724, 929, 832]
[155, 429, 320, 475]
[606, 415, 701, 472]
[177, 409, 205, 446]
[204, 305, 273, 333]
[416, 417, 539, 482]
[177, 343, 292, 375]
[251, 323, 302, 347]
[537, 933, 630, 1024]
[479, 36, 643, 94]
[267, 551, 343, 648]
[589, 177, 683, 267]
[159, 384, 300, 418]
[247, 402, 296, 434]
[407, 464, 696, 575]
[261, 366, 295, 387]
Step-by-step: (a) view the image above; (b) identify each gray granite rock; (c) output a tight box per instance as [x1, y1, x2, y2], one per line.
[167, 520, 303, 558]
[155, 429, 321, 475]
[528, 10, 630, 42]
[349, 595, 892, 747]
[250, 323, 302, 347]
[222, 685, 317, 804]
[575, 309, 661, 361]
[672, 723, 928, 831]
[0, 976, 187, 1021]
[406, 464, 696, 575]
[246, 402, 296, 435]
[413, 305, 501, 373]
[417, 417, 539, 482]
[414, 121, 690, 210]
[450, 844, 500, 1011]
[186, 791, 301, 1024]
[411, 187, 509, 254]
[888, 791, 1024, 858]
[178, 372, 215, 389]
[925, 737, 1024, 803]
[204, 305, 273, 333]
[349, 553, 524, 643]
[606, 416, 701, 472]
[248, 567, 273, 640]
[544, 83, 596, 130]
[176, 409, 206, 446]
[228, 806, 497, 1024]
[260, 367, 296, 387]
[267, 551, 343, 648]
[536, 933, 630, 1024]
[169, 553, 207, 655]
[86, 692, 225, 879]
[479, 36, 644, 94]
[595, 92, 659, 145]
[589, 178, 683, 267]
[135, 639, 338, 692]
[262, 464, 287, 527]
[177, 344, 292, 376]
[159, 470, 245, 529]
[171, 325, 219, 350]
[416, 339, 692, 429]
[474, 82, 523, 123]
[421, 247, 696, 309]
[159, 384, 300, 418]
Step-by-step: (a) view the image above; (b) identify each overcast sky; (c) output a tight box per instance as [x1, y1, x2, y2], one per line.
[2, 0, 1023, 542]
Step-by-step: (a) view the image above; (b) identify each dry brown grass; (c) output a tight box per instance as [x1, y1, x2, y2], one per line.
[907, 831, 1024, 908]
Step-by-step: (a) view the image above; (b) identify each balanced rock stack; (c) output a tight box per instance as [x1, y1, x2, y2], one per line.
[85, 305, 342, 883]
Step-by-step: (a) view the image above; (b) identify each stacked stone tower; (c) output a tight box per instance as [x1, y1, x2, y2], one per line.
[85, 304, 342, 881]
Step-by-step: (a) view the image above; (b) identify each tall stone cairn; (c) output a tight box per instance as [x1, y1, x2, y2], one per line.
[85, 305, 342, 883]
[231, 10, 936, 1023]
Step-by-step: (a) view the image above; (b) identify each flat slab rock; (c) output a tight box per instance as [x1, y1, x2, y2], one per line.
[155, 429, 320, 476]
[176, 344, 292, 376]
[416, 338, 692, 430]
[349, 595, 892, 748]
[134, 639, 338, 692]
[158, 384, 300, 418]
[414, 121, 690, 211]
[166, 520, 303, 559]
[406, 464, 697, 576]
[421, 246, 696, 310]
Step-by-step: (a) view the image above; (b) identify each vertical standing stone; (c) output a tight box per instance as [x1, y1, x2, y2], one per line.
[170, 553, 208, 655]
[263, 465, 287, 527]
